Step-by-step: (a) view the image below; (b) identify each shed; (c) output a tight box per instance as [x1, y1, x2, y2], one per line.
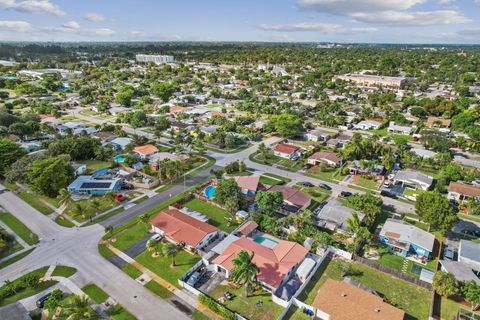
[296, 257, 316, 282]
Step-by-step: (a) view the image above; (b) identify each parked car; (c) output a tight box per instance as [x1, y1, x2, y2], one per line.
[383, 180, 392, 187]
[318, 183, 332, 191]
[186, 271, 202, 287]
[340, 191, 353, 198]
[380, 190, 397, 199]
[444, 247, 455, 261]
[121, 183, 134, 190]
[114, 193, 127, 202]
[36, 293, 52, 308]
[150, 234, 163, 242]
[301, 182, 314, 187]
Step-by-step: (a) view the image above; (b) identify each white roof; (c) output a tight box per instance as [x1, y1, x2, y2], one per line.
[394, 170, 433, 187]
[296, 257, 316, 280]
[411, 148, 436, 159]
[380, 219, 435, 252]
[111, 137, 132, 147]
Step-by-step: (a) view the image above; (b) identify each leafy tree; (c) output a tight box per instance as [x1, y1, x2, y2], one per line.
[152, 83, 178, 102]
[257, 143, 273, 162]
[461, 280, 480, 311]
[115, 87, 134, 107]
[433, 272, 459, 298]
[230, 250, 259, 297]
[419, 129, 452, 153]
[255, 191, 283, 215]
[215, 178, 244, 214]
[28, 156, 74, 197]
[0, 139, 26, 176]
[44, 289, 64, 311]
[63, 295, 99, 320]
[415, 191, 458, 232]
[265, 114, 303, 138]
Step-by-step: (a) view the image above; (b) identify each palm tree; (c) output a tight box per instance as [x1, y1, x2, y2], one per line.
[162, 242, 179, 267]
[230, 250, 259, 297]
[90, 199, 101, 220]
[57, 188, 73, 215]
[346, 212, 362, 235]
[63, 295, 99, 320]
[139, 213, 150, 231]
[72, 202, 89, 220]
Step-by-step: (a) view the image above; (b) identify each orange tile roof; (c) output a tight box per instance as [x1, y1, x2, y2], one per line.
[236, 221, 258, 236]
[309, 151, 342, 165]
[448, 182, 480, 198]
[274, 143, 298, 155]
[212, 237, 308, 289]
[150, 209, 218, 247]
[133, 144, 158, 155]
[267, 185, 311, 208]
[170, 106, 189, 113]
[312, 279, 405, 320]
[235, 176, 260, 192]
[426, 117, 451, 127]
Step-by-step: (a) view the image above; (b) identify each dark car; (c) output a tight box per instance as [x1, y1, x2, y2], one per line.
[340, 191, 353, 198]
[301, 182, 314, 187]
[168, 140, 174, 144]
[444, 247, 455, 261]
[36, 293, 52, 308]
[318, 183, 332, 191]
[381, 190, 397, 199]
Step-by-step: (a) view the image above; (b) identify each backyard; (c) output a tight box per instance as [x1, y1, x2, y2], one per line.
[184, 198, 237, 233]
[297, 257, 431, 320]
[210, 284, 284, 320]
[135, 242, 200, 288]
[434, 295, 480, 320]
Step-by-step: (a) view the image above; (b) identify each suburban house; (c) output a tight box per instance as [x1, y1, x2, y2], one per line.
[426, 117, 451, 132]
[315, 198, 364, 232]
[274, 143, 300, 160]
[67, 175, 122, 196]
[393, 170, 433, 191]
[149, 152, 187, 170]
[447, 181, 480, 202]
[170, 121, 191, 132]
[94, 131, 117, 142]
[379, 219, 435, 261]
[388, 122, 413, 135]
[411, 148, 436, 159]
[348, 161, 384, 177]
[308, 151, 343, 167]
[133, 144, 159, 160]
[326, 134, 351, 149]
[440, 240, 480, 284]
[354, 119, 383, 130]
[212, 237, 308, 291]
[199, 125, 219, 136]
[110, 137, 132, 151]
[267, 185, 311, 212]
[304, 130, 330, 142]
[312, 279, 405, 320]
[150, 208, 219, 251]
[235, 176, 260, 197]
[56, 121, 85, 135]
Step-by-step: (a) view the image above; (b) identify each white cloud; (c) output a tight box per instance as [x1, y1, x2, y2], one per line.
[62, 20, 79, 30]
[350, 27, 378, 33]
[84, 12, 107, 22]
[257, 22, 343, 32]
[0, 20, 32, 31]
[297, 0, 470, 26]
[0, 0, 65, 16]
[88, 28, 115, 36]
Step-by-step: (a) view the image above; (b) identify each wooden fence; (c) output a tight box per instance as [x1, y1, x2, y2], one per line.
[352, 254, 433, 290]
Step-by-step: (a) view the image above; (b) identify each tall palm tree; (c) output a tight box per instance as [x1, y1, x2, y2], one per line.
[57, 188, 73, 215]
[63, 295, 99, 320]
[162, 242, 179, 267]
[73, 202, 89, 220]
[230, 250, 259, 297]
[346, 212, 362, 235]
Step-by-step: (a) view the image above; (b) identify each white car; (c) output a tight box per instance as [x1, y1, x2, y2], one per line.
[150, 234, 163, 242]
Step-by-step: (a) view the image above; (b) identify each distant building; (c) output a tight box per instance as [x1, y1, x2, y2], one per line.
[334, 73, 406, 88]
[354, 119, 383, 130]
[426, 117, 451, 132]
[135, 54, 174, 64]
[110, 137, 132, 151]
[388, 122, 413, 135]
[133, 144, 159, 159]
[304, 130, 330, 142]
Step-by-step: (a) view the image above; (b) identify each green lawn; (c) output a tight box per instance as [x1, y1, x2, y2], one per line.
[0, 212, 39, 245]
[0, 248, 35, 270]
[51, 265, 77, 278]
[259, 175, 285, 186]
[295, 184, 331, 203]
[354, 176, 379, 190]
[98, 243, 116, 258]
[250, 152, 305, 172]
[111, 222, 149, 251]
[54, 215, 75, 228]
[0, 267, 57, 307]
[122, 263, 142, 279]
[298, 258, 431, 320]
[64, 195, 120, 222]
[2, 181, 20, 191]
[83, 160, 113, 174]
[458, 213, 480, 223]
[210, 284, 284, 320]
[192, 310, 211, 320]
[284, 306, 313, 320]
[82, 283, 109, 304]
[144, 280, 173, 299]
[0, 232, 22, 259]
[19, 191, 54, 215]
[135, 243, 200, 288]
[259, 173, 291, 185]
[108, 304, 137, 320]
[305, 166, 345, 183]
[83, 207, 125, 227]
[184, 199, 237, 233]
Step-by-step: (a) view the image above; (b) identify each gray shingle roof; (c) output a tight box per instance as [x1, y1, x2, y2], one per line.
[380, 219, 435, 252]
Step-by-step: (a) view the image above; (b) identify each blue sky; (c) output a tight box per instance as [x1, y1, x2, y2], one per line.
[0, 0, 479, 43]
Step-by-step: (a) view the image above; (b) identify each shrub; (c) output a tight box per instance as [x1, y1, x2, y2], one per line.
[198, 294, 235, 320]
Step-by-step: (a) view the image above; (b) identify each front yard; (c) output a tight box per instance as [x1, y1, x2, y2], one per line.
[305, 165, 346, 183]
[63, 195, 121, 222]
[297, 257, 431, 320]
[294, 184, 331, 203]
[111, 222, 149, 251]
[210, 284, 284, 320]
[184, 198, 237, 233]
[250, 152, 305, 172]
[135, 242, 200, 288]
[354, 176, 379, 190]
[0, 212, 39, 245]
[259, 173, 291, 186]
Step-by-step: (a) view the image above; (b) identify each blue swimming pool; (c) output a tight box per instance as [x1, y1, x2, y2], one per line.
[204, 185, 216, 198]
[254, 236, 278, 249]
[93, 168, 110, 175]
[114, 155, 126, 163]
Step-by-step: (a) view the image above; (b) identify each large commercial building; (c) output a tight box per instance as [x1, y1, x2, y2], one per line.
[333, 73, 406, 88]
[135, 54, 174, 64]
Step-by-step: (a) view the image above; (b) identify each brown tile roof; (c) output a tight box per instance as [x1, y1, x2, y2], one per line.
[236, 221, 258, 236]
[133, 144, 158, 156]
[309, 151, 342, 165]
[267, 185, 311, 208]
[235, 176, 260, 192]
[426, 117, 451, 127]
[312, 279, 405, 320]
[170, 106, 190, 113]
[274, 143, 298, 155]
[212, 237, 308, 289]
[448, 182, 480, 198]
[150, 209, 218, 247]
